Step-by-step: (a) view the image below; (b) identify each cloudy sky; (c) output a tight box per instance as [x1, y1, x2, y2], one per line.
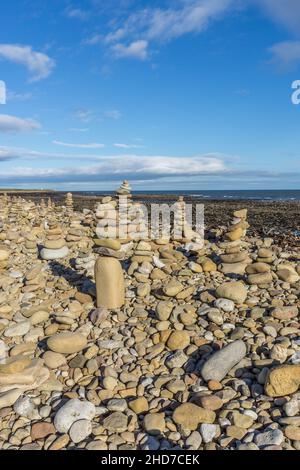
[0, 0, 300, 190]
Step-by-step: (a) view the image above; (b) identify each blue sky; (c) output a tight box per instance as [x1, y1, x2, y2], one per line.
[0, 0, 300, 190]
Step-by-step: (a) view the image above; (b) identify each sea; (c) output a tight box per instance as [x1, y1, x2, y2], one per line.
[78, 190, 300, 202]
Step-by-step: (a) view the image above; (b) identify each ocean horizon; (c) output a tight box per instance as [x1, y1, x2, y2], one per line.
[77, 189, 300, 202]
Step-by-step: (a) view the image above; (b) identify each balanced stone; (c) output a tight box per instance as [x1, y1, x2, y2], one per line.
[94, 257, 125, 309]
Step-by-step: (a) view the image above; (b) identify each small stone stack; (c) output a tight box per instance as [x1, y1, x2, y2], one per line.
[65, 192, 74, 214]
[94, 196, 121, 250]
[23, 233, 38, 256]
[22, 263, 46, 293]
[40, 220, 69, 260]
[66, 212, 89, 250]
[74, 249, 95, 277]
[217, 209, 251, 276]
[8, 197, 23, 224]
[246, 245, 274, 285]
[116, 180, 131, 195]
[93, 186, 126, 310]
[0, 193, 8, 225]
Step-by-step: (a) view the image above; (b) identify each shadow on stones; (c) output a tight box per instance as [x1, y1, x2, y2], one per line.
[48, 260, 95, 296]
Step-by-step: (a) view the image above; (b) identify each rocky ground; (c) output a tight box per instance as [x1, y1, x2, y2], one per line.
[0, 191, 300, 451]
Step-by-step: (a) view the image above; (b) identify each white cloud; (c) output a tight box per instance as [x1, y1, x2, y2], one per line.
[53, 140, 105, 149]
[68, 127, 89, 132]
[0, 44, 55, 81]
[73, 108, 94, 122]
[112, 40, 148, 60]
[113, 143, 143, 149]
[103, 0, 233, 59]
[7, 90, 32, 102]
[105, 109, 122, 119]
[0, 114, 40, 133]
[268, 41, 300, 69]
[65, 7, 89, 21]
[82, 34, 103, 45]
[254, 0, 300, 36]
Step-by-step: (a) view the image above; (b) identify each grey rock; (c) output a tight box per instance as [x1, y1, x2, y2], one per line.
[40, 246, 69, 260]
[54, 399, 96, 433]
[102, 412, 128, 432]
[201, 340, 247, 382]
[200, 423, 218, 443]
[165, 350, 188, 369]
[69, 419, 92, 443]
[254, 429, 284, 447]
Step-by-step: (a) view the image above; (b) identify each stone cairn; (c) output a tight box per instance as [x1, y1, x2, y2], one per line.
[246, 243, 274, 285]
[0, 193, 8, 224]
[65, 192, 74, 215]
[22, 263, 46, 293]
[23, 233, 38, 256]
[93, 190, 125, 310]
[217, 209, 251, 276]
[40, 220, 69, 260]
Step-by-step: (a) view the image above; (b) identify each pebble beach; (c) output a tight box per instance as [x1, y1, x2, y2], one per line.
[0, 183, 300, 451]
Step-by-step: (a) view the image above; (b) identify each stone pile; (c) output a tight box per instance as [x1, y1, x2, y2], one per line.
[23, 234, 38, 256]
[22, 263, 46, 293]
[65, 192, 74, 214]
[217, 209, 251, 276]
[40, 220, 69, 260]
[93, 192, 125, 310]
[0, 186, 299, 451]
[116, 180, 131, 195]
[74, 249, 95, 277]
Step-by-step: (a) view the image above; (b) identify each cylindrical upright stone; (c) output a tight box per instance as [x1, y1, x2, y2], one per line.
[94, 257, 125, 309]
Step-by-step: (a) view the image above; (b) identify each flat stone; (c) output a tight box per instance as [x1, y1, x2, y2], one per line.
[216, 281, 247, 304]
[271, 306, 298, 320]
[254, 429, 284, 447]
[4, 320, 31, 337]
[284, 426, 300, 441]
[129, 397, 149, 414]
[31, 422, 56, 440]
[40, 246, 69, 260]
[0, 389, 23, 409]
[47, 332, 88, 354]
[172, 403, 216, 430]
[214, 298, 235, 312]
[199, 395, 223, 411]
[0, 355, 31, 374]
[43, 351, 67, 369]
[102, 412, 128, 432]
